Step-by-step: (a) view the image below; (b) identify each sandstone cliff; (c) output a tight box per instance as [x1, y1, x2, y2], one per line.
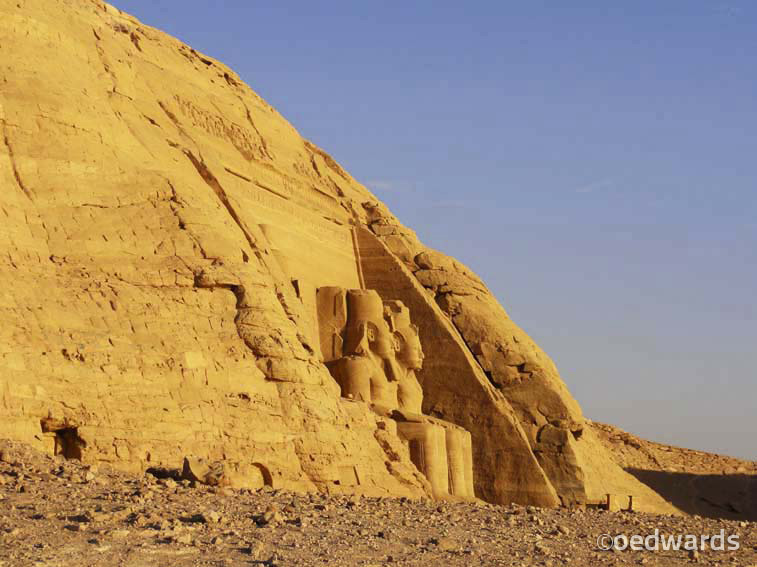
[0, 0, 675, 512]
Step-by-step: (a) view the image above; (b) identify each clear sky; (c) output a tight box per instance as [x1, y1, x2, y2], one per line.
[113, 1, 756, 460]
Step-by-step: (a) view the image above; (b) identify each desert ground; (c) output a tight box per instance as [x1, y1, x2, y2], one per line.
[1, 440, 755, 567]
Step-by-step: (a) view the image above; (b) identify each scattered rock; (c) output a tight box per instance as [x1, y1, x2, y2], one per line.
[203, 510, 221, 524]
[174, 533, 192, 545]
[256, 504, 282, 527]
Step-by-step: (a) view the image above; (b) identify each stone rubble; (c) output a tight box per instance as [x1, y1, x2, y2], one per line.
[1, 440, 756, 567]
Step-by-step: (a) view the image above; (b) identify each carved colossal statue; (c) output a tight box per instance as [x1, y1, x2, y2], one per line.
[316, 287, 475, 500]
[318, 288, 398, 413]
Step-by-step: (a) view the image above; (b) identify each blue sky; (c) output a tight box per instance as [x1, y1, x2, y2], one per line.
[113, 1, 756, 459]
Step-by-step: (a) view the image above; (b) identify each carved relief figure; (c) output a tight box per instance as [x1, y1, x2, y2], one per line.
[316, 287, 475, 500]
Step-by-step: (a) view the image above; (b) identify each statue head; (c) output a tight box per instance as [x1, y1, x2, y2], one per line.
[384, 301, 424, 371]
[343, 290, 395, 358]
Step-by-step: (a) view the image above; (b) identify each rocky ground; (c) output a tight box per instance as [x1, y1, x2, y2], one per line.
[0, 441, 755, 567]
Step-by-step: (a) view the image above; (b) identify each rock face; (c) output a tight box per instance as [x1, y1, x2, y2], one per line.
[0, 0, 674, 511]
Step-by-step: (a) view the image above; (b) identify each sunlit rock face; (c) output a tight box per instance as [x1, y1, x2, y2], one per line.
[0, 0, 675, 512]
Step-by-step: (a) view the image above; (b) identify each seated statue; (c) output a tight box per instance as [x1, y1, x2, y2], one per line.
[316, 287, 475, 500]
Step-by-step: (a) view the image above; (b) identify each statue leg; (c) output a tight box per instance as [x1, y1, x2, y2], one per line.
[462, 430, 475, 498]
[445, 427, 475, 499]
[397, 421, 449, 499]
[328, 358, 372, 403]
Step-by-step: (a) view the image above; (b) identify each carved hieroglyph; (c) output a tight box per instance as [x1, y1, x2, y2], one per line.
[317, 287, 475, 500]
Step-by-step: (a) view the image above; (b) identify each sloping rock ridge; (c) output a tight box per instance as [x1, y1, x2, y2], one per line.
[593, 422, 756, 521]
[0, 0, 674, 511]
